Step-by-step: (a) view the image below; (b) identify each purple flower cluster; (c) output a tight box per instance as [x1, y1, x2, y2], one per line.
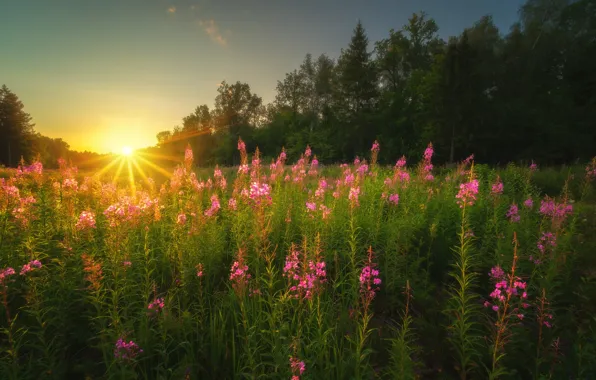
[456, 179, 479, 208]
[484, 266, 528, 318]
[114, 338, 143, 361]
[147, 297, 165, 316]
[204, 195, 221, 217]
[20, 260, 42, 275]
[75, 211, 97, 230]
[506, 204, 520, 223]
[290, 356, 306, 380]
[283, 248, 327, 300]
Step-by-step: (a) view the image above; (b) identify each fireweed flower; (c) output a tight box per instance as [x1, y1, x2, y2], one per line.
[230, 249, 251, 297]
[290, 357, 306, 379]
[395, 156, 406, 169]
[455, 179, 479, 208]
[228, 197, 237, 211]
[0, 267, 16, 284]
[539, 197, 573, 226]
[282, 247, 327, 300]
[248, 182, 272, 206]
[506, 204, 520, 223]
[420, 143, 434, 181]
[147, 297, 165, 316]
[484, 265, 528, 319]
[491, 176, 504, 196]
[19, 260, 42, 275]
[356, 163, 369, 176]
[348, 186, 360, 207]
[537, 231, 557, 253]
[304, 145, 312, 158]
[524, 198, 534, 209]
[114, 338, 143, 361]
[75, 211, 96, 230]
[204, 195, 221, 217]
[196, 263, 204, 277]
[359, 248, 381, 307]
[176, 213, 187, 225]
[184, 145, 194, 169]
[371, 140, 380, 153]
[529, 160, 538, 171]
[388, 193, 399, 205]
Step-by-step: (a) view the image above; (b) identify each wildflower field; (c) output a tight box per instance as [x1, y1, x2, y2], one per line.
[1, 140, 596, 380]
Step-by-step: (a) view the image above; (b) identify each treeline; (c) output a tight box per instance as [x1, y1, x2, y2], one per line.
[2, 0, 594, 169]
[0, 85, 107, 169]
[155, 0, 595, 166]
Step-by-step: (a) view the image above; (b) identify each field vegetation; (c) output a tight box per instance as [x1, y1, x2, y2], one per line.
[1, 141, 595, 379]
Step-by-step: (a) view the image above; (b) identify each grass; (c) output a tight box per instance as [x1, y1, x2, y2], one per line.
[0, 144, 595, 379]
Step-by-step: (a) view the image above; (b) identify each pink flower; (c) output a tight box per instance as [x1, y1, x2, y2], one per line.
[204, 195, 221, 217]
[148, 297, 165, 316]
[290, 357, 306, 378]
[304, 145, 311, 158]
[506, 204, 520, 223]
[283, 248, 326, 300]
[176, 213, 187, 225]
[424, 143, 433, 162]
[305, 202, 316, 212]
[537, 231, 557, 255]
[388, 193, 399, 205]
[395, 156, 407, 169]
[371, 140, 380, 153]
[491, 177, 504, 196]
[348, 187, 360, 206]
[114, 338, 143, 361]
[196, 263, 204, 278]
[248, 182, 272, 206]
[456, 179, 479, 208]
[19, 260, 42, 275]
[75, 211, 96, 230]
[524, 198, 534, 208]
[0, 267, 16, 284]
[359, 258, 381, 303]
[184, 145, 194, 168]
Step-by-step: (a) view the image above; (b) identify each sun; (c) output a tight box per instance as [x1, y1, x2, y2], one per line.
[121, 146, 134, 157]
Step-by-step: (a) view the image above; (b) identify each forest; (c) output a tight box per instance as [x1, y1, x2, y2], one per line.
[1, 0, 595, 169]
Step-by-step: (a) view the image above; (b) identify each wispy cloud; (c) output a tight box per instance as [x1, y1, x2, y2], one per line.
[199, 19, 227, 47]
[167, 6, 176, 14]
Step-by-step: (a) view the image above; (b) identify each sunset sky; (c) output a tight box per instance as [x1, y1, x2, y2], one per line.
[1, 0, 524, 154]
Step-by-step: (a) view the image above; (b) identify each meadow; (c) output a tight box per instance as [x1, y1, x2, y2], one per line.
[1, 140, 595, 380]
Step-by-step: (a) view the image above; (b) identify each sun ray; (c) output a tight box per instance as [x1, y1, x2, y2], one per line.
[95, 156, 121, 180]
[135, 156, 173, 179]
[131, 157, 149, 187]
[112, 157, 126, 185]
[127, 159, 136, 197]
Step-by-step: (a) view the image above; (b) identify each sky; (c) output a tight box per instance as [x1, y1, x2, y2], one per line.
[1, 0, 525, 154]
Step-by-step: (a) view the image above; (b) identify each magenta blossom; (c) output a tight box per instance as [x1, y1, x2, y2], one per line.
[75, 211, 96, 230]
[148, 297, 165, 316]
[114, 338, 143, 361]
[388, 193, 399, 205]
[506, 204, 520, 223]
[20, 260, 42, 275]
[456, 179, 479, 208]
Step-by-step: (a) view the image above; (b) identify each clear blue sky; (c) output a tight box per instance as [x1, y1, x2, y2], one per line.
[0, 0, 525, 153]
